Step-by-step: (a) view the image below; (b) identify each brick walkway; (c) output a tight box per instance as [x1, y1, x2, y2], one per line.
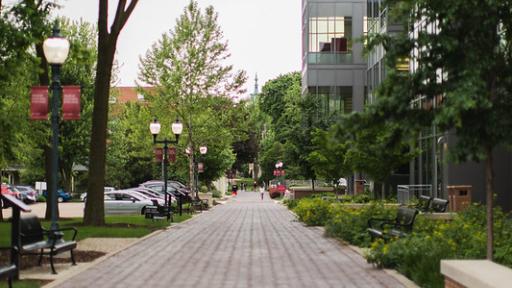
[54, 191, 404, 288]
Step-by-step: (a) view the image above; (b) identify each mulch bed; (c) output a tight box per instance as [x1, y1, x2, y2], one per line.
[0, 248, 105, 270]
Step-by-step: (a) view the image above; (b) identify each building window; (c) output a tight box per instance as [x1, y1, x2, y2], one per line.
[309, 16, 352, 53]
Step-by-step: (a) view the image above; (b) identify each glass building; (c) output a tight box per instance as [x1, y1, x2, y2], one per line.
[301, 0, 367, 117]
[365, 1, 512, 210]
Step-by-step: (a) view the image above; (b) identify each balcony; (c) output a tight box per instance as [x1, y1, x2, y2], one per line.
[307, 52, 353, 65]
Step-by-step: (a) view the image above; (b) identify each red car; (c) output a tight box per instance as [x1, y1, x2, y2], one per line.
[1, 183, 21, 198]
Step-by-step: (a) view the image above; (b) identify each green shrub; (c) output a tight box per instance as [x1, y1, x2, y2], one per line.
[211, 190, 222, 198]
[200, 186, 208, 193]
[283, 199, 298, 210]
[36, 195, 46, 202]
[293, 198, 331, 226]
[366, 204, 512, 288]
[325, 203, 396, 247]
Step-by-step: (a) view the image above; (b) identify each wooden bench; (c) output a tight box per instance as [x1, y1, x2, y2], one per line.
[20, 215, 78, 274]
[367, 207, 419, 241]
[0, 264, 16, 288]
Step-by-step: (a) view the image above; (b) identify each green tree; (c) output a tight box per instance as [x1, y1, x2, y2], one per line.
[138, 1, 246, 192]
[370, 0, 512, 259]
[308, 125, 351, 184]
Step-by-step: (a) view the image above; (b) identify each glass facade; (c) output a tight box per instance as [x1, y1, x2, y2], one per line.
[306, 2, 356, 65]
[308, 86, 353, 115]
[302, 0, 367, 117]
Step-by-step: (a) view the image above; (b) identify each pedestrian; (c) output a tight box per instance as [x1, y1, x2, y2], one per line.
[259, 184, 265, 200]
[232, 183, 238, 196]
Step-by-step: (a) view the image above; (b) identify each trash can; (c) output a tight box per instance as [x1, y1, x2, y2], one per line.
[355, 180, 366, 195]
[447, 185, 471, 212]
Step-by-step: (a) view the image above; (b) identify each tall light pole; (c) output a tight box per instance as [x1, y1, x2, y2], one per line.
[196, 146, 207, 198]
[150, 118, 183, 220]
[188, 146, 207, 198]
[43, 23, 70, 231]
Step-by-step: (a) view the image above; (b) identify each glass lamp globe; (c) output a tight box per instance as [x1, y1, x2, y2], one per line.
[43, 35, 70, 64]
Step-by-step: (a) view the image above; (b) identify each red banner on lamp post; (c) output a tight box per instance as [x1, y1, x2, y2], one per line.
[155, 147, 177, 163]
[167, 147, 176, 163]
[154, 148, 163, 162]
[30, 86, 49, 120]
[62, 86, 81, 120]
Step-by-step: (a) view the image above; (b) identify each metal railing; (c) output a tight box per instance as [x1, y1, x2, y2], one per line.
[287, 179, 333, 188]
[397, 184, 432, 204]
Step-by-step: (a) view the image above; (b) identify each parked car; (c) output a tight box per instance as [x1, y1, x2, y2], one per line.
[81, 187, 117, 202]
[103, 190, 156, 215]
[43, 188, 72, 202]
[15, 185, 37, 204]
[140, 180, 190, 197]
[1, 183, 21, 199]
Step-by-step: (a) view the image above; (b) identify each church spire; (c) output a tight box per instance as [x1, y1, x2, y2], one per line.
[251, 74, 259, 101]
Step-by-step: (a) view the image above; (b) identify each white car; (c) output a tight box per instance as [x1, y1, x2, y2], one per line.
[104, 190, 157, 215]
[81, 187, 117, 202]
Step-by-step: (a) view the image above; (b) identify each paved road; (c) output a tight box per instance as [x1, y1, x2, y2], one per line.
[3, 202, 84, 219]
[54, 191, 404, 288]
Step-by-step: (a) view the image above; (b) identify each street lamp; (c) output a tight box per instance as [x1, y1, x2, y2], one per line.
[187, 145, 208, 198]
[43, 23, 70, 232]
[150, 118, 182, 220]
[196, 145, 208, 197]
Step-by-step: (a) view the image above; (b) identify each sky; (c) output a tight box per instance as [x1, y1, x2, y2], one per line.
[49, 0, 302, 98]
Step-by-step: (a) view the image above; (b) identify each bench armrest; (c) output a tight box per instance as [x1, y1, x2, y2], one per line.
[368, 218, 394, 229]
[52, 227, 78, 241]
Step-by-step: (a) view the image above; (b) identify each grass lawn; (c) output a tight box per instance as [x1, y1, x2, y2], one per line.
[0, 280, 43, 288]
[0, 214, 191, 247]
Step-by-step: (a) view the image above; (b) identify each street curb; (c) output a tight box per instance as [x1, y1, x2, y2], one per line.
[42, 211, 204, 288]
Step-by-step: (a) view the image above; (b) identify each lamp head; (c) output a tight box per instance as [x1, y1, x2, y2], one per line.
[172, 118, 183, 136]
[149, 118, 161, 136]
[43, 23, 70, 65]
[200, 146, 207, 155]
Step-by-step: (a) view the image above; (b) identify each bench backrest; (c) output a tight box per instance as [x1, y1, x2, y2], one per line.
[20, 215, 44, 245]
[416, 195, 433, 212]
[394, 207, 419, 231]
[431, 198, 449, 212]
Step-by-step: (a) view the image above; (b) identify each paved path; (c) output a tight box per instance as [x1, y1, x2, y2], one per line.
[53, 191, 404, 288]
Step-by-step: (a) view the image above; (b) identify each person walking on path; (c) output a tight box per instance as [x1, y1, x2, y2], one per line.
[259, 184, 265, 200]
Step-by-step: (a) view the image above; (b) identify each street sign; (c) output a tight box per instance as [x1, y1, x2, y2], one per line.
[30, 86, 49, 120]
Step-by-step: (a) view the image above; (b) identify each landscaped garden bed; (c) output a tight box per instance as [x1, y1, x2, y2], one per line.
[285, 196, 512, 288]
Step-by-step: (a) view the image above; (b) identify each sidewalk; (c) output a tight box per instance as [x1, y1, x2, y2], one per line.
[49, 191, 405, 288]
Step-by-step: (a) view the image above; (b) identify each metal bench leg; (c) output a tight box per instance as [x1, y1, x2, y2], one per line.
[8, 277, 13, 288]
[70, 249, 77, 266]
[38, 248, 44, 265]
[50, 251, 57, 274]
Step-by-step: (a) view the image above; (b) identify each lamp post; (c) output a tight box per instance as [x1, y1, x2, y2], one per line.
[43, 23, 70, 232]
[150, 118, 183, 220]
[196, 146, 207, 197]
[187, 146, 207, 198]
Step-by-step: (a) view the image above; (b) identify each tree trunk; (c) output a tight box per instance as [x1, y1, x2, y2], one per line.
[84, 42, 116, 226]
[485, 146, 494, 260]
